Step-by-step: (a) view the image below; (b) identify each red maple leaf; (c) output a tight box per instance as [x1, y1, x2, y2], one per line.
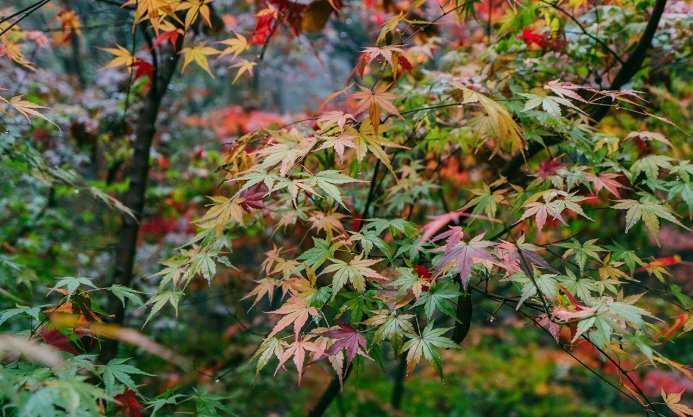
[518, 28, 543, 46]
[238, 183, 268, 211]
[152, 29, 182, 50]
[250, 12, 275, 45]
[132, 59, 154, 81]
[114, 388, 143, 417]
[322, 322, 370, 372]
[39, 328, 78, 354]
[413, 265, 431, 279]
[414, 265, 433, 291]
[536, 156, 567, 179]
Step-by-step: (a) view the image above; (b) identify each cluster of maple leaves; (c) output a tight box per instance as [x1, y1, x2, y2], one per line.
[1, 0, 692, 415]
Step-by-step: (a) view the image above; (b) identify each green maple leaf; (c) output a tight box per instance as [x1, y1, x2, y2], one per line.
[101, 358, 152, 395]
[612, 195, 687, 240]
[630, 155, 673, 188]
[412, 280, 461, 320]
[322, 256, 386, 296]
[363, 310, 415, 353]
[556, 239, 604, 272]
[402, 322, 459, 378]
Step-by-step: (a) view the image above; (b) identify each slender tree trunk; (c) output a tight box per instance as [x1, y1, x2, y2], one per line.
[391, 355, 407, 410]
[99, 45, 180, 364]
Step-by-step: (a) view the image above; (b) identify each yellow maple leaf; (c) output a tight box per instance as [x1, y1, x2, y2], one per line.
[179, 42, 220, 77]
[662, 389, 693, 417]
[100, 44, 134, 70]
[176, 0, 212, 29]
[217, 33, 249, 59]
[231, 59, 256, 84]
[122, 0, 177, 33]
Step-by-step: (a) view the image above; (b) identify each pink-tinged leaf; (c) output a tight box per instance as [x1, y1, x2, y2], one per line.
[536, 314, 561, 343]
[585, 173, 626, 198]
[274, 337, 321, 384]
[544, 80, 589, 103]
[432, 232, 496, 288]
[322, 322, 371, 372]
[496, 237, 557, 274]
[515, 191, 592, 235]
[267, 297, 319, 338]
[418, 211, 499, 248]
[536, 156, 567, 179]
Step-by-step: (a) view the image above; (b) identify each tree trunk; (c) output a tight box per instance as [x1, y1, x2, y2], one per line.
[99, 45, 180, 364]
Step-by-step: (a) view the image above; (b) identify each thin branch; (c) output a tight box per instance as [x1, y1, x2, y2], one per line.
[0, 0, 52, 37]
[540, 0, 624, 65]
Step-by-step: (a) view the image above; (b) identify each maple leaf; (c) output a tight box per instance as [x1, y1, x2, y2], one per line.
[517, 28, 543, 46]
[1, 95, 53, 125]
[521, 93, 581, 117]
[217, 33, 249, 59]
[308, 211, 346, 236]
[544, 80, 589, 103]
[251, 337, 284, 377]
[432, 232, 496, 289]
[317, 110, 355, 132]
[515, 190, 592, 234]
[585, 172, 625, 198]
[179, 42, 220, 77]
[100, 44, 134, 70]
[261, 245, 299, 280]
[267, 297, 319, 338]
[274, 336, 321, 384]
[363, 310, 415, 353]
[630, 155, 673, 188]
[391, 267, 429, 300]
[122, 0, 177, 33]
[316, 132, 355, 162]
[176, 0, 212, 29]
[413, 280, 461, 320]
[250, 6, 277, 45]
[449, 82, 524, 156]
[360, 45, 413, 78]
[231, 59, 257, 84]
[352, 119, 407, 176]
[402, 323, 458, 378]
[461, 184, 507, 220]
[625, 130, 672, 147]
[243, 278, 279, 308]
[131, 58, 154, 81]
[505, 272, 559, 309]
[556, 239, 605, 271]
[352, 84, 400, 132]
[661, 389, 693, 417]
[322, 256, 386, 295]
[39, 328, 78, 354]
[613, 198, 688, 245]
[308, 170, 359, 207]
[152, 28, 183, 49]
[322, 322, 370, 372]
[196, 195, 245, 234]
[495, 236, 557, 274]
[536, 156, 568, 179]
[114, 388, 144, 417]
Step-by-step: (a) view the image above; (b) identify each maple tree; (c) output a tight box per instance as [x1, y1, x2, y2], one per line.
[1, 0, 692, 416]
